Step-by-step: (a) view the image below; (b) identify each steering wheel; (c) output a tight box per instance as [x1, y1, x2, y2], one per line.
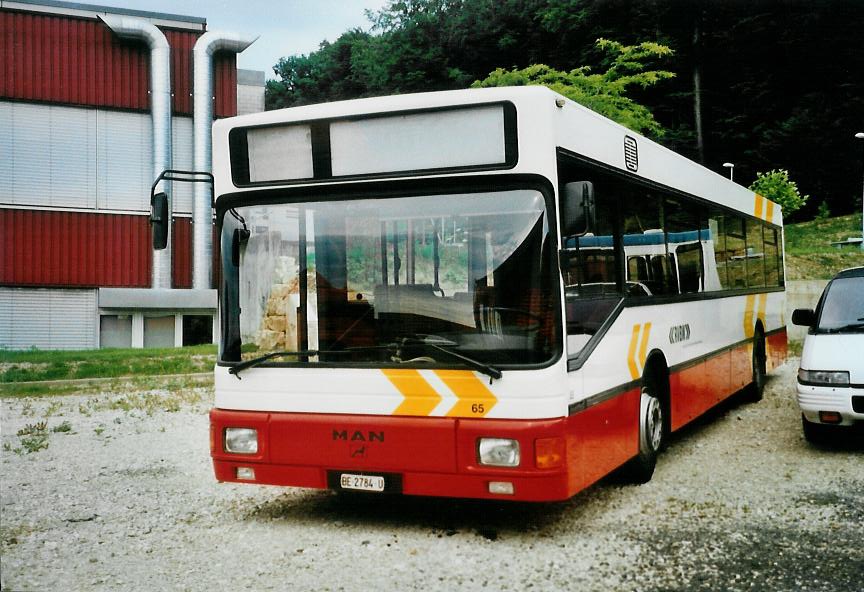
[479, 306, 544, 334]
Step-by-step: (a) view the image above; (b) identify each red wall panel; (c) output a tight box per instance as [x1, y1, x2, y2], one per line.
[0, 9, 237, 117]
[172, 217, 192, 288]
[170, 219, 219, 289]
[213, 51, 237, 118]
[0, 209, 151, 287]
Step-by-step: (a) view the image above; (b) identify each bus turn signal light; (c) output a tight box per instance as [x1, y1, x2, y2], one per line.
[535, 437, 565, 469]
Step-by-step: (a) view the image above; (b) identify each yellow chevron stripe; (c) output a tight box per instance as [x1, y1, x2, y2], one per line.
[754, 194, 764, 220]
[436, 370, 498, 418]
[765, 199, 775, 223]
[627, 324, 641, 380]
[743, 293, 756, 338]
[383, 369, 442, 416]
[757, 292, 768, 327]
[638, 322, 652, 369]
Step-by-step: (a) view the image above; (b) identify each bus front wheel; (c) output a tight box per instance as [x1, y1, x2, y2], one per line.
[622, 378, 665, 483]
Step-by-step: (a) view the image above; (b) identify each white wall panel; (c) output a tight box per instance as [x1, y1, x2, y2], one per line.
[0, 288, 98, 350]
[96, 109, 151, 211]
[51, 106, 97, 206]
[0, 101, 194, 214]
[0, 104, 14, 202]
[10, 103, 51, 207]
[0, 102, 97, 208]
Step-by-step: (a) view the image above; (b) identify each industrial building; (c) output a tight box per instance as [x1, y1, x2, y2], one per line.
[0, 0, 262, 349]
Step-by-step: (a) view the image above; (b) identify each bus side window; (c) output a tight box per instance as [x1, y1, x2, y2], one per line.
[764, 226, 781, 287]
[622, 191, 669, 295]
[707, 208, 728, 290]
[725, 217, 747, 288]
[745, 218, 766, 288]
[665, 198, 704, 294]
[557, 156, 622, 355]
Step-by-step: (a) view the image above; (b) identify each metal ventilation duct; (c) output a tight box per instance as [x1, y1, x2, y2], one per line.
[192, 31, 257, 289]
[99, 14, 173, 289]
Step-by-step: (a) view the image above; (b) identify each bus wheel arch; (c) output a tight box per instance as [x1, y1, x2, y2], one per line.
[623, 351, 670, 483]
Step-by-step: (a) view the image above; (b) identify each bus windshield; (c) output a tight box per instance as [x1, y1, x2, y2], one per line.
[219, 188, 559, 367]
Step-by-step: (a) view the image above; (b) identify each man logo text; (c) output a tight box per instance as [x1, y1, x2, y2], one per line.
[332, 430, 384, 442]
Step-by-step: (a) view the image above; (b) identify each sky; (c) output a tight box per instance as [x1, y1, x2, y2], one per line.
[96, 0, 388, 77]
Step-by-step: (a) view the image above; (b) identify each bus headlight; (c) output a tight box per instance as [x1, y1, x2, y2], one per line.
[478, 438, 520, 467]
[798, 369, 850, 386]
[224, 428, 258, 454]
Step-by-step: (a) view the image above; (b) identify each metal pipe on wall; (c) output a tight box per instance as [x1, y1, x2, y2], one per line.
[192, 31, 257, 289]
[98, 14, 173, 289]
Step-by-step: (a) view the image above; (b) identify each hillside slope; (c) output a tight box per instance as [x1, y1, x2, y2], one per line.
[784, 213, 863, 280]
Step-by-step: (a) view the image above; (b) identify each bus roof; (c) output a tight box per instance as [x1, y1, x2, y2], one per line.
[212, 86, 781, 227]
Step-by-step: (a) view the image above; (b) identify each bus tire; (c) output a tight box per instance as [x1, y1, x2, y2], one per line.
[745, 329, 767, 403]
[622, 375, 665, 484]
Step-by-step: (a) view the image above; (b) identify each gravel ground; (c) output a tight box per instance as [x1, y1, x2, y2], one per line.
[1, 361, 862, 592]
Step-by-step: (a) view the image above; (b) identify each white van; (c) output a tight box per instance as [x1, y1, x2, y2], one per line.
[792, 266, 864, 443]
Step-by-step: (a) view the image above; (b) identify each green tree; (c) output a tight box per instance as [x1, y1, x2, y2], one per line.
[749, 169, 809, 216]
[266, 30, 375, 109]
[472, 39, 674, 137]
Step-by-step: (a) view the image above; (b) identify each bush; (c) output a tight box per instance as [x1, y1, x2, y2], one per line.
[815, 200, 831, 220]
[749, 169, 808, 215]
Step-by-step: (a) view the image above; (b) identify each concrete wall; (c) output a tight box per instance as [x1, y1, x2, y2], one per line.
[785, 280, 829, 341]
[237, 69, 265, 116]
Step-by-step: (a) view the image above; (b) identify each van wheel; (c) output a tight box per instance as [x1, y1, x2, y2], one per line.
[622, 379, 665, 483]
[745, 331, 766, 402]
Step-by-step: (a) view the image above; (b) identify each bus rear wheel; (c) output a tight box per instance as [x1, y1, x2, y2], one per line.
[745, 331, 767, 403]
[622, 380, 665, 483]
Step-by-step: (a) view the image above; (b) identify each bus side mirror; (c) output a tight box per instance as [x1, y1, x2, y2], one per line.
[150, 192, 169, 250]
[791, 308, 815, 327]
[231, 228, 250, 267]
[562, 181, 595, 237]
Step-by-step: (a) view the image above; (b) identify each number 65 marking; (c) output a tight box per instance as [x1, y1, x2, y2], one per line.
[471, 403, 485, 414]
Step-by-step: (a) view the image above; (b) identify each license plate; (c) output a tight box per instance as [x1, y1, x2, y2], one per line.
[339, 473, 385, 492]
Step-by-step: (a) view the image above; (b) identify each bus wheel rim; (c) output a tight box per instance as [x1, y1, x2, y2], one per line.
[641, 388, 663, 453]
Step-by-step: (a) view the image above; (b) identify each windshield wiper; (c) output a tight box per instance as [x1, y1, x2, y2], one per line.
[398, 336, 502, 382]
[228, 339, 502, 382]
[228, 346, 392, 378]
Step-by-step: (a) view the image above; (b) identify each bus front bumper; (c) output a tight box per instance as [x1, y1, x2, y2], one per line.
[210, 408, 574, 502]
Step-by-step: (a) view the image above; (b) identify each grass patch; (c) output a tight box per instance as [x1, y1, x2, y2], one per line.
[785, 213, 864, 280]
[11, 421, 50, 454]
[0, 373, 214, 398]
[0, 344, 216, 384]
[787, 340, 803, 358]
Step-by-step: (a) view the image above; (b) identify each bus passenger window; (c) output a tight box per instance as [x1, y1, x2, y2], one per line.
[666, 199, 704, 294]
[675, 243, 704, 293]
[622, 192, 670, 295]
[745, 219, 766, 288]
[706, 208, 728, 290]
[557, 159, 622, 356]
[725, 217, 747, 288]
[764, 227, 781, 287]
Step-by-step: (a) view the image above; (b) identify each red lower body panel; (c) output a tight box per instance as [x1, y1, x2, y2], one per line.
[670, 354, 730, 431]
[767, 329, 788, 372]
[211, 390, 641, 502]
[565, 387, 640, 493]
[669, 330, 788, 432]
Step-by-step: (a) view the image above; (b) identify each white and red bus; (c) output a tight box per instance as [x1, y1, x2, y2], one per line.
[199, 87, 786, 501]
